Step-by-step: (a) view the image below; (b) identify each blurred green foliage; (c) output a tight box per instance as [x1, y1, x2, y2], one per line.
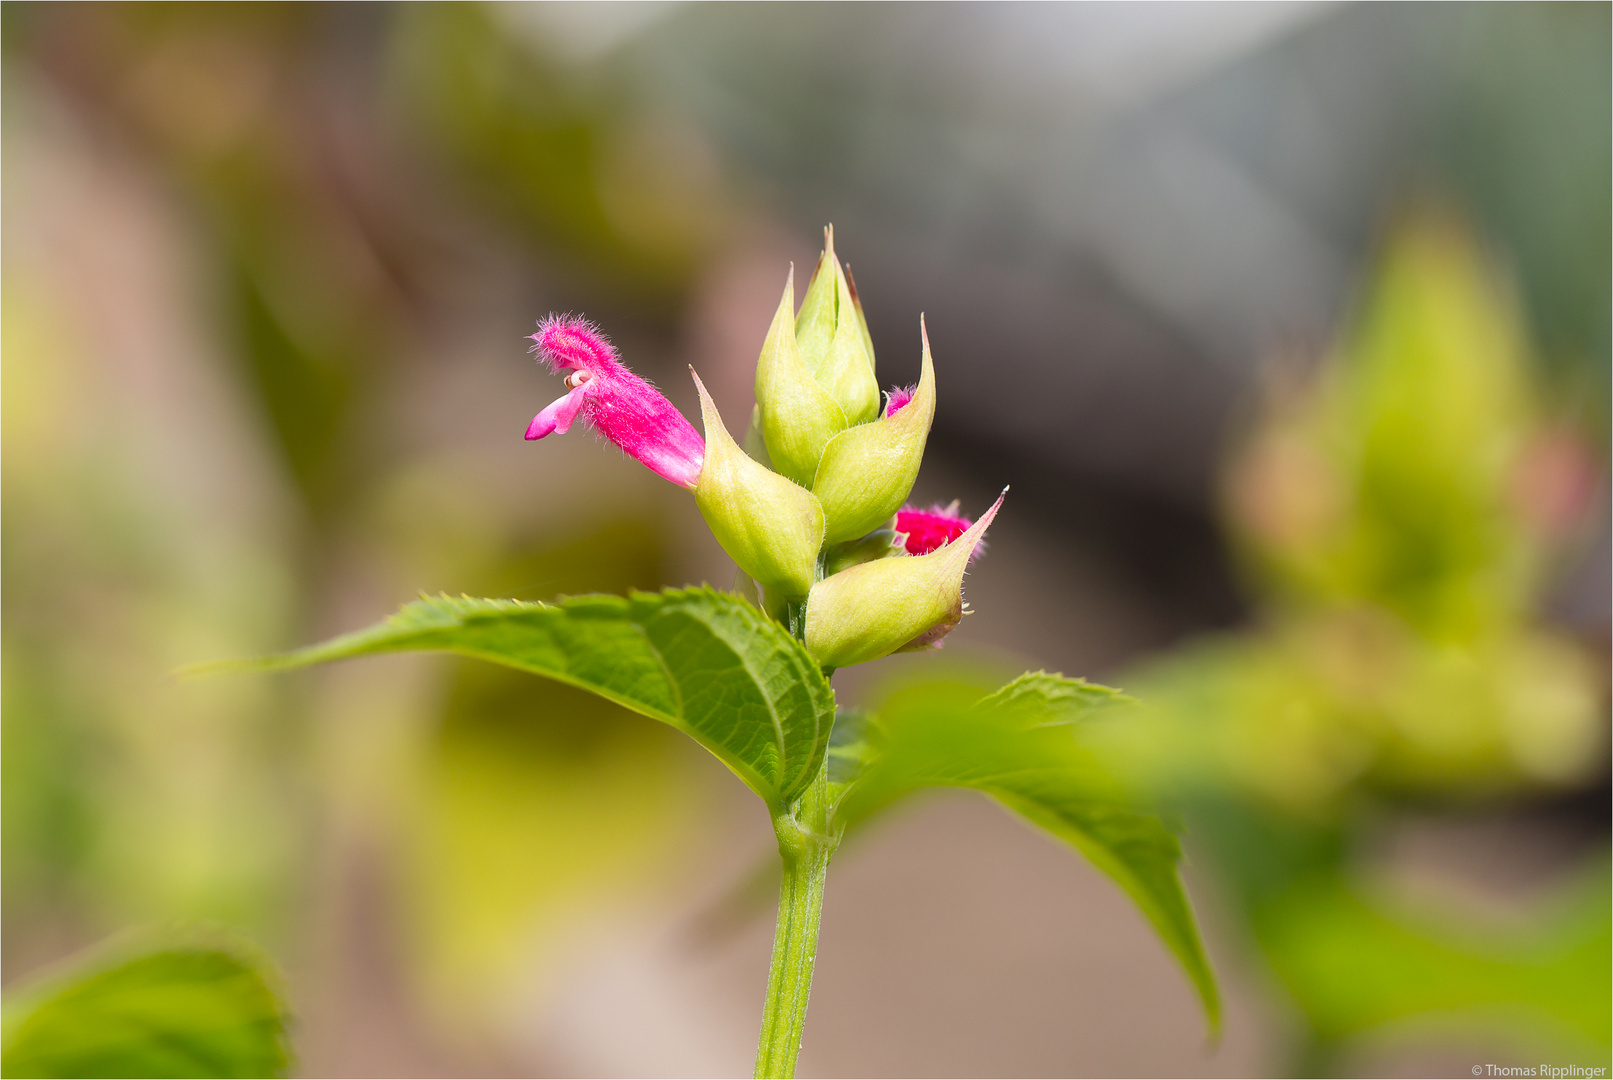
[1135, 215, 1602, 810]
[1229, 215, 1571, 636]
[1118, 215, 1609, 1071]
[1, 944, 291, 1079]
[2, 1, 719, 1055]
[385, 4, 720, 312]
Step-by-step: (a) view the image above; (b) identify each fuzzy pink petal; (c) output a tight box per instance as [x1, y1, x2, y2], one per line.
[884, 384, 916, 418]
[586, 371, 705, 488]
[896, 503, 975, 556]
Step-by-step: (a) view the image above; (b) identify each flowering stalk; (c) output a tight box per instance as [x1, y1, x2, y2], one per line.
[208, 228, 1215, 1079]
[519, 233, 1007, 1077]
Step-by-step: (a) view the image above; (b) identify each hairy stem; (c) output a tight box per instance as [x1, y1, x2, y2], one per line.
[755, 759, 836, 1079]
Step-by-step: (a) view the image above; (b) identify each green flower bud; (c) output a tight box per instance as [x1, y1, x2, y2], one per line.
[754, 266, 848, 487]
[812, 318, 937, 545]
[804, 491, 1004, 668]
[794, 226, 880, 425]
[692, 370, 824, 599]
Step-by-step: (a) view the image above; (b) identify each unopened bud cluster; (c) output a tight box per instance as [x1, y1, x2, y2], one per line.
[525, 227, 1003, 669]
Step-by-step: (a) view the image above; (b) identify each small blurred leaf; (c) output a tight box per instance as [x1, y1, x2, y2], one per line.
[1259, 865, 1612, 1055]
[838, 672, 1221, 1031]
[824, 707, 873, 815]
[1224, 217, 1568, 641]
[199, 587, 835, 811]
[0, 947, 290, 1079]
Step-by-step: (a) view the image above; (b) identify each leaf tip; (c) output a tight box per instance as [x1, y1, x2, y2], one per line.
[172, 655, 284, 682]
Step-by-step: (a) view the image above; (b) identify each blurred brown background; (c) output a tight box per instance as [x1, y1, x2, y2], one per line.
[3, 3, 1607, 1076]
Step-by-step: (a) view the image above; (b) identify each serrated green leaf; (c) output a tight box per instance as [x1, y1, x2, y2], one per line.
[1, 947, 290, 1079]
[191, 587, 835, 811]
[837, 672, 1220, 1031]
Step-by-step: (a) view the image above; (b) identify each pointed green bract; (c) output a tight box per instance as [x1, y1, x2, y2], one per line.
[804, 492, 998, 668]
[0, 947, 291, 1079]
[694, 371, 826, 600]
[793, 242, 836, 377]
[821, 271, 880, 425]
[843, 264, 877, 381]
[834, 672, 1221, 1033]
[191, 589, 836, 811]
[794, 228, 880, 425]
[812, 321, 936, 543]
[755, 267, 848, 487]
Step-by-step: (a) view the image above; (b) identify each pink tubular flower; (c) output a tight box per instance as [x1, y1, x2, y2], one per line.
[896, 502, 981, 559]
[526, 315, 705, 489]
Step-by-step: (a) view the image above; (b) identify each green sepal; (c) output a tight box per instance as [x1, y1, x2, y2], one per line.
[742, 404, 774, 468]
[843, 263, 877, 381]
[805, 492, 1000, 668]
[812, 319, 935, 545]
[693, 370, 825, 600]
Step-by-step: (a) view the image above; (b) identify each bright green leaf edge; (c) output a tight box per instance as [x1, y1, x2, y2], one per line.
[979, 672, 1221, 1034]
[1, 945, 291, 1079]
[184, 587, 837, 812]
[838, 672, 1222, 1034]
[992, 790, 1221, 1036]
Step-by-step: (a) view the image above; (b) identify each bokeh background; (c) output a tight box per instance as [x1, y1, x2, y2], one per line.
[3, 3, 1607, 1077]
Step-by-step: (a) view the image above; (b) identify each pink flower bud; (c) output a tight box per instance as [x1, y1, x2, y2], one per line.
[884, 385, 916, 418]
[896, 502, 983, 561]
[525, 315, 705, 490]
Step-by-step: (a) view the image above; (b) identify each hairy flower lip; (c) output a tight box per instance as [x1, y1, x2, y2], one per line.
[530, 313, 621, 375]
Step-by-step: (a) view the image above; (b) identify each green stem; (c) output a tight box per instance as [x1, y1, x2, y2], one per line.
[755, 544, 835, 1077]
[755, 759, 836, 1079]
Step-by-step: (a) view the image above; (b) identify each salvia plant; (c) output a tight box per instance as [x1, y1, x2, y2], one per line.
[211, 228, 1218, 1076]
